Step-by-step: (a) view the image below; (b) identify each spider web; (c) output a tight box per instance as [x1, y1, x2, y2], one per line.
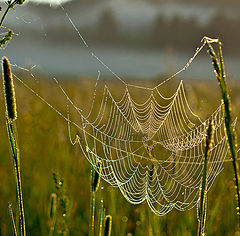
[51, 3, 231, 215]
[0, 1, 234, 216]
[63, 77, 229, 216]
[10, 60, 232, 215]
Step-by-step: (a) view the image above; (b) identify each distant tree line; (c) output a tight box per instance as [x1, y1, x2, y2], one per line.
[86, 10, 240, 54]
[149, 13, 240, 54]
[17, 4, 240, 55]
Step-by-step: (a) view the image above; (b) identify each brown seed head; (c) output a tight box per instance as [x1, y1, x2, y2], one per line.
[93, 161, 102, 193]
[49, 193, 57, 221]
[205, 117, 214, 156]
[104, 215, 112, 236]
[2, 57, 17, 121]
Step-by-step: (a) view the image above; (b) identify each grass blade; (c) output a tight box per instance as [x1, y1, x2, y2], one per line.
[49, 193, 57, 236]
[3, 57, 26, 236]
[197, 118, 214, 236]
[8, 202, 18, 236]
[205, 36, 240, 229]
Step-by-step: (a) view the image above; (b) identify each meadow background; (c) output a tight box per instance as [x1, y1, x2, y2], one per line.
[1, 77, 240, 235]
[1, 0, 240, 235]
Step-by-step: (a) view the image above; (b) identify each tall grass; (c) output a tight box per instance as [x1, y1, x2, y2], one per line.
[48, 193, 57, 236]
[197, 118, 214, 236]
[8, 202, 18, 236]
[1, 70, 240, 235]
[89, 161, 112, 236]
[98, 199, 105, 236]
[1, 2, 26, 234]
[2, 57, 26, 236]
[1, 23, 240, 234]
[51, 173, 70, 235]
[89, 162, 100, 236]
[205, 36, 240, 229]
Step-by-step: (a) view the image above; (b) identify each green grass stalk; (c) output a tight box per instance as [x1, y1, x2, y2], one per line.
[197, 118, 214, 236]
[49, 193, 57, 236]
[89, 161, 101, 236]
[205, 36, 240, 228]
[2, 57, 26, 236]
[147, 208, 153, 236]
[91, 190, 96, 236]
[89, 167, 93, 235]
[89, 166, 95, 236]
[98, 199, 104, 236]
[52, 173, 69, 235]
[8, 202, 18, 236]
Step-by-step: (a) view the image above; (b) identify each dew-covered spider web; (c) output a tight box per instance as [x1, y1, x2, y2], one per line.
[0, 1, 235, 216]
[62, 77, 229, 216]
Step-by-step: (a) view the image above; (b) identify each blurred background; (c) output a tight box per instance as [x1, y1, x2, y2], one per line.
[1, 0, 240, 79]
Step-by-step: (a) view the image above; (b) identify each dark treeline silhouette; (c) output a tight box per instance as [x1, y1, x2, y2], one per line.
[85, 11, 240, 54]
[96, 9, 118, 42]
[148, 13, 240, 54]
[12, 2, 240, 55]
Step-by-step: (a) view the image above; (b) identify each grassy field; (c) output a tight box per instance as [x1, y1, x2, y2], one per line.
[1, 74, 240, 235]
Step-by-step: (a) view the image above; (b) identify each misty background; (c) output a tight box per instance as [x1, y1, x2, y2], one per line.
[2, 0, 240, 79]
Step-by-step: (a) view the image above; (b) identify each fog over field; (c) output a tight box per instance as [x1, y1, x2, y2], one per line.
[2, 0, 240, 78]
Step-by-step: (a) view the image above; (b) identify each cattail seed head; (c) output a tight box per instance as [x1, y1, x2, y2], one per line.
[104, 215, 112, 236]
[49, 193, 57, 223]
[2, 57, 17, 121]
[93, 161, 102, 193]
[205, 118, 214, 156]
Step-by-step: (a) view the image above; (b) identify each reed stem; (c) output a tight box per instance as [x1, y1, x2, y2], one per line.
[205, 36, 240, 229]
[49, 193, 57, 236]
[7, 121, 26, 236]
[8, 202, 18, 236]
[98, 199, 104, 236]
[89, 167, 95, 236]
[3, 57, 26, 236]
[197, 118, 214, 236]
